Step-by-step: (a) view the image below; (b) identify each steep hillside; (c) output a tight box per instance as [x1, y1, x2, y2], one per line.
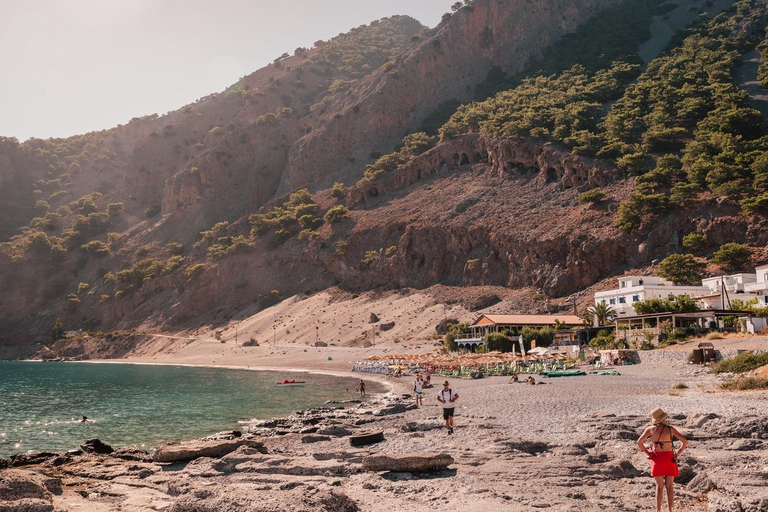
[280, 0, 622, 193]
[2, 0, 767, 356]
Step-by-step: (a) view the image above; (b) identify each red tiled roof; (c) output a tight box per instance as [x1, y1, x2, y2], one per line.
[472, 314, 584, 327]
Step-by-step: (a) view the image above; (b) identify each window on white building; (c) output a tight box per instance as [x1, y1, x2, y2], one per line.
[632, 295, 639, 302]
[638, 279, 644, 285]
[609, 298, 616, 305]
[620, 281, 626, 288]
[619, 297, 626, 304]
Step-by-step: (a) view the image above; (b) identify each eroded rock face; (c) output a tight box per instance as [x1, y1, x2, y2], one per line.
[362, 453, 455, 473]
[0, 469, 60, 512]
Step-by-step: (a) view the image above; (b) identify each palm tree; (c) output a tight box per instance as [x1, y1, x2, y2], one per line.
[584, 302, 616, 326]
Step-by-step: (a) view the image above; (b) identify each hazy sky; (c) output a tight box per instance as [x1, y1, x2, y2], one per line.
[0, 0, 450, 141]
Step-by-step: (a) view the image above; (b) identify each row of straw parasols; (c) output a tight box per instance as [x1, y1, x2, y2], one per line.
[368, 351, 566, 368]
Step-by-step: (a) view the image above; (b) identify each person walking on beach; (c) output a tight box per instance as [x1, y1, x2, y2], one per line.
[414, 376, 424, 406]
[357, 379, 366, 397]
[437, 380, 459, 434]
[637, 408, 688, 512]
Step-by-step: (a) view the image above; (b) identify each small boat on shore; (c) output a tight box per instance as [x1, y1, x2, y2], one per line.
[276, 379, 306, 387]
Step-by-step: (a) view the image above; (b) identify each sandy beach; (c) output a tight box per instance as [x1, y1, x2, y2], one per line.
[2, 333, 767, 511]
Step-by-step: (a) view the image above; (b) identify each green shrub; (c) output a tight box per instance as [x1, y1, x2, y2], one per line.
[578, 188, 606, 204]
[740, 194, 768, 214]
[658, 254, 706, 285]
[711, 243, 752, 270]
[144, 205, 161, 217]
[712, 352, 768, 374]
[166, 242, 184, 255]
[484, 332, 514, 352]
[385, 245, 397, 257]
[330, 182, 346, 200]
[186, 263, 206, 279]
[634, 295, 698, 314]
[335, 241, 348, 256]
[682, 233, 706, 253]
[672, 382, 688, 390]
[107, 203, 124, 217]
[719, 377, 768, 390]
[361, 250, 379, 265]
[81, 240, 110, 257]
[297, 229, 320, 241]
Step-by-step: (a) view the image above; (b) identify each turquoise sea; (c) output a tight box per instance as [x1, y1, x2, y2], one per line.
[0, 361, 361, 458]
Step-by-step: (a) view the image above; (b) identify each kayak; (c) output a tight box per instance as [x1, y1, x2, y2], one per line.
[540, 370, 587, 378]
[276, 379, 306, 387]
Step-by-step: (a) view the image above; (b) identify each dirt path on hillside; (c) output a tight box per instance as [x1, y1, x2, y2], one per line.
[733, 48, 768, 125]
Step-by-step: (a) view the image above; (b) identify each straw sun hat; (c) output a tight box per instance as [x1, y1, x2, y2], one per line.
[650, 407, 669, 425]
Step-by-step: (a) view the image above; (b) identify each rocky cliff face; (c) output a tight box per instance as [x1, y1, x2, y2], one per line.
[280, 0, 621, 193]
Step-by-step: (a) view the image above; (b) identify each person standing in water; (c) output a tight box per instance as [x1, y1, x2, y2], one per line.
[637, 407, 688, 512]
[437, 380, 459, 434]
[357, 379, 366, 397]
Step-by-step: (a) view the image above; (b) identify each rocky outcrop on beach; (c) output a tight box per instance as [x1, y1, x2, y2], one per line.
[153, 438, 266, 463]
[3, 372, 767, 512]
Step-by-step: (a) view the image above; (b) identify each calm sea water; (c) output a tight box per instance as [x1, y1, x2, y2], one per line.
[0, 361, 361, 458]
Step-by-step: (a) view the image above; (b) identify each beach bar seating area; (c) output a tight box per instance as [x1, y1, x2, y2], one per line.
[354, 351, 576, 378]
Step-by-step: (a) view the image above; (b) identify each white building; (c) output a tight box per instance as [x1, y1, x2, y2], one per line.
[700, 273, 758, 309]
[594, 276, 711, 317]
[744, 264, 768, 306]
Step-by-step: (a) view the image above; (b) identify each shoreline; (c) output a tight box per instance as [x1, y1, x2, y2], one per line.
[3, 358, 400, 460]
[2, 349, 767, 510]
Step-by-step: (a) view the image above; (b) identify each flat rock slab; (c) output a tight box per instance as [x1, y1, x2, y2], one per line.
[153, 439, 266, 463]
[363, 452, 454, 473]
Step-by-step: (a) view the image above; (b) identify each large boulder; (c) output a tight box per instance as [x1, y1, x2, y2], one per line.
[687, 472, 716, 493]
[80, 438, 114, 454]
[363, 453, 454, 473]
[153, 439, 266, 463]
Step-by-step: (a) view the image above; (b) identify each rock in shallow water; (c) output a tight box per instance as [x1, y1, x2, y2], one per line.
[80, 438, 114, 454]
[362, 452, 454, 472]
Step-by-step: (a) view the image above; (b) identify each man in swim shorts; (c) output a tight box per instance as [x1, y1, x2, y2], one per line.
[437, 380, 459, 434]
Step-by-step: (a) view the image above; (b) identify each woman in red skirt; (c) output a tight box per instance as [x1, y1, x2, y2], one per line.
[637, 408, 688, 512]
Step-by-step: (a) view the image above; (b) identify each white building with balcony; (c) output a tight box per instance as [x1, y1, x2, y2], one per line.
[594, 276, 711, 317]
[700, 273, 758, 309]
[744, 264, 768, 306]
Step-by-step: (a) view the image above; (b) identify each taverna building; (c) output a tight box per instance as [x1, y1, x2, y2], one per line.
[594, 276, 710, 317]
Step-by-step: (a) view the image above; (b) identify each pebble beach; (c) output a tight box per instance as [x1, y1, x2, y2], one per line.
[1, 338, 767, 511]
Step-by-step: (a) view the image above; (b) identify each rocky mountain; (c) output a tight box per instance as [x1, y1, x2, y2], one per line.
[1, 0, 767, 355]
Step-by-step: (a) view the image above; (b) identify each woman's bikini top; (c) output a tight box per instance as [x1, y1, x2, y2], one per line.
[652, 424, 674, 452]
